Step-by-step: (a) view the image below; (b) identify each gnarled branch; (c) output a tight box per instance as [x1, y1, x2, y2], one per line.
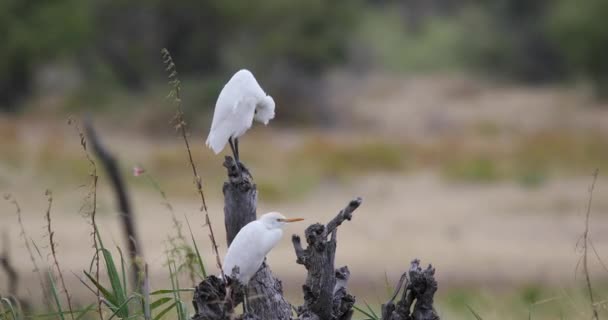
[292, 197, 362, 320]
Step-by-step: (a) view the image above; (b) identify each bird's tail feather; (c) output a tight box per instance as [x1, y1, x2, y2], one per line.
[205, 132, 226, 154]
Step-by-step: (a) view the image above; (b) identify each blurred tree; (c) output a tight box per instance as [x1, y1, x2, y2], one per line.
[0, 0, 91, 111]
[215, 0, 361, 124]
[547, 0, 608, 97]
[461, 0, 565, 82]
[0, 0, 360, 117]
[92, 0, 161, 90]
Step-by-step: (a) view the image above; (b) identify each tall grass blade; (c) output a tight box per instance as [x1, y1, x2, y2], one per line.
[150, 289, 194, 295]
[29, 305, 96, 319]
[179, 301, 189, 320]
[168, 260, 185, 320]
[466, 304, 484, 320]
[185, 216, 206, 278]
[83, 271, 116, 306]
[74, 304, 96, 320]
[0, 298, 16, 320]
[150, 298, 172, 311]
[364, 301, 379, 319]
[142, 264, 151, 320]
[152, 301, 177, 320]
[352, 305, 379, 320]
[92, 242, 129, 317]
[107, 295, 140, 320]
[48, 271, 66, 320]
[116, 246, 128, 294]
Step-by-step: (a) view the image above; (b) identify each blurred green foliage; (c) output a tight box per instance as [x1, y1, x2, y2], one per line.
[0, 0, 360, 111]
[0, 0, 91, 110]
[2, 0, 608, 112]
[547, 0, 608, 96]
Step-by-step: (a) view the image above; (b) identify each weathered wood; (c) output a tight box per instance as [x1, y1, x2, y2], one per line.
[222, 156, 292, 319]
[381, 259, 440, 320]
[292, 198, 362, 320]
[222, 156, 256, 246]
[190, 155, 442, 320]
[191, 275, 229, 320]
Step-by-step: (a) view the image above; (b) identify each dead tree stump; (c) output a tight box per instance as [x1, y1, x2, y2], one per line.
[223, 156, 292, 319]
[381, 260, 440, 320]
[292, 198, 362, 320]
[190, 158, 440, 320]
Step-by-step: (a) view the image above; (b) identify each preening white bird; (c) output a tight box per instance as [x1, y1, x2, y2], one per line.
[205, 69, 275, 162]
[223, 212, 303, 285]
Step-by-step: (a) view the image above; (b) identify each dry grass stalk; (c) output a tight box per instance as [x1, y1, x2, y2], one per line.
[68, 116, 103, 318]
[161, 48, 224, 276]
[84, 119, 146, 292]
[582, 168, 600, 320]
[44, 189, 75, 320]
[4, 194, 45, 295]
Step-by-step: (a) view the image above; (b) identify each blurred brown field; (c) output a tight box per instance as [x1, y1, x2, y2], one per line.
[2, 74, 608, 318]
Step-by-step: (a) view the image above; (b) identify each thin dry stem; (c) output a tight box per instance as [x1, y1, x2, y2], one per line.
[84, 119, 147, 294]
[582, 168, 599, 320]
[45, 190, 75, 320]
[4, 194, 46, 296]
[143, 168, 197, 283]
[69, 116, 103, 319]
[161, 48, 223, 276]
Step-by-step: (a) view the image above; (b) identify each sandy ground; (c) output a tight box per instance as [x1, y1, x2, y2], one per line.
[2, 169, 608, 301]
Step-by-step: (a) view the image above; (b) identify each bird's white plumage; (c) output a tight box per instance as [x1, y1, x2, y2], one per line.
[222, 212, 290, 284]
[206, 69, 275, 154]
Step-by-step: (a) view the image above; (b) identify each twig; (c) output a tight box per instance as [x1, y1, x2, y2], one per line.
[161, 48, 223, 277]
[69, 116, 103, 319]
[582, 169, 599, 320]
[84, 119, 147, 295]
[324, 197, 363, 237]
[45, 190, 75, 320]
[387, 272, 408, 305]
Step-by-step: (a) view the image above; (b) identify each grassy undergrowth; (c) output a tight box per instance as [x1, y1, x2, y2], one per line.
[351, 284, 608, 320]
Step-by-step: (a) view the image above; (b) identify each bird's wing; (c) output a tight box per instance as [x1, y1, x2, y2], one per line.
[223, 221, 266, 280]
[205, 98, 239, 154]
[205, 70, 264, 154]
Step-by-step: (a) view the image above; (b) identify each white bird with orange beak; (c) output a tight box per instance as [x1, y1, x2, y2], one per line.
[223, 212, 303, 311]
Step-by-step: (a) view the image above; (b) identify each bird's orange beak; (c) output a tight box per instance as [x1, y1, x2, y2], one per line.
[281, 218, 304, 223]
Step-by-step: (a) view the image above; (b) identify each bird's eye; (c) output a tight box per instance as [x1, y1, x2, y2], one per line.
[254, 109, 258, 115]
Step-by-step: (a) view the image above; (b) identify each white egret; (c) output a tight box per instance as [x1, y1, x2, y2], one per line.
[223, 212, 303, 311]
[206, 69, 275, 162]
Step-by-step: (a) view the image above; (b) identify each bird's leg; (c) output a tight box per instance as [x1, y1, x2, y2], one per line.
[228, 137, 242, 176]
[228, 136, 237, 161]
[243, 285, 250, 314]
[234, 137, 240, 163]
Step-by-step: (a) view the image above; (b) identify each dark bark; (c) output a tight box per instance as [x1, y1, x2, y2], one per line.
[292, 198, 362, 320]
[381, 260, 440, 320]
[222, 156, 256, 246]
[190, 156, 441, 320]
[222, 156, 292, 319]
